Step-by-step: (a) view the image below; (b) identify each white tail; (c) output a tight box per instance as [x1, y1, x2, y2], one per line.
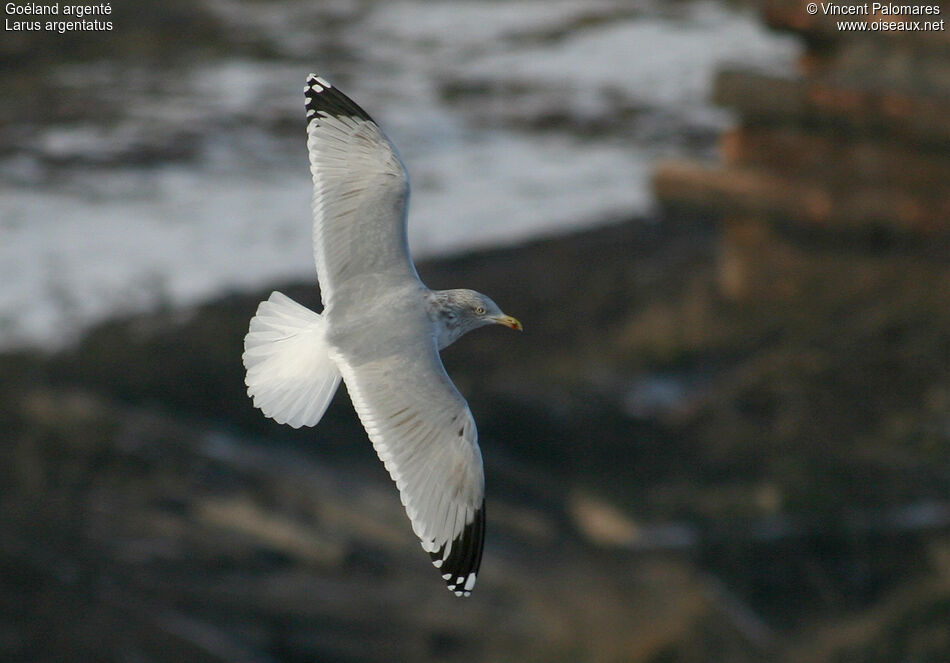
[243, 291, 342, 428]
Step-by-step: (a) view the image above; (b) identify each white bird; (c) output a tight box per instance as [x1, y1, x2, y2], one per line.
[242, 74, 522, 597]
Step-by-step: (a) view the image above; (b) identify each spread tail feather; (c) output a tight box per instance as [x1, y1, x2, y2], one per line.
[243, 291, 341, 428]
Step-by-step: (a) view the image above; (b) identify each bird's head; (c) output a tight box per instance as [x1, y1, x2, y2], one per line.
[433, 289, 522, 348]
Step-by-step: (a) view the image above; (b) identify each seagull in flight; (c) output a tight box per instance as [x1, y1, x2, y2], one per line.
[242, 74, 522, 596]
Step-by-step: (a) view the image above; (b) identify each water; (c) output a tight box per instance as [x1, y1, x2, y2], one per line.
[0, 0, 799, 348]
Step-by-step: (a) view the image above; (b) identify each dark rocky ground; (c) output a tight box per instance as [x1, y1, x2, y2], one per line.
[1, 213, 948, 662]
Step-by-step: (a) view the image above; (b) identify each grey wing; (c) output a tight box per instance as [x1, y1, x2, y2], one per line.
[331, 335, 486, 596]
[305, 74, 419, 307]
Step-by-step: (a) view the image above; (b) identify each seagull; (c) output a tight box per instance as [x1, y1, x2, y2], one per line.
[242, 74, 522, 597]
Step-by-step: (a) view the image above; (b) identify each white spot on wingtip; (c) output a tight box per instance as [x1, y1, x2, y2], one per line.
[432, 559, 442, 568]
[454, 591, 463, 597]
[305, 76, 324, 94]
[464, 573, 476, 591]
[315, 75, 332, 88]
[442, 573, 451, 580]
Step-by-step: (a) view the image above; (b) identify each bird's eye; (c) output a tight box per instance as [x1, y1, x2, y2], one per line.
[474, 306, 486, 315]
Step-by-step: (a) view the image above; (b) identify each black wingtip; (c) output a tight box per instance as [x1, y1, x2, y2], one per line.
[429, 503, 486, 597]
[304, 72, 374, 124]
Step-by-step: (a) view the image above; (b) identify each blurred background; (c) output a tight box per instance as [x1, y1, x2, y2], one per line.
[1, 0, 948, 661]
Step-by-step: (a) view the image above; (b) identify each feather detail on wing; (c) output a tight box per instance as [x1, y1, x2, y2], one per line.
[305, 74, 417, 307]
[331, 341, 486, 596]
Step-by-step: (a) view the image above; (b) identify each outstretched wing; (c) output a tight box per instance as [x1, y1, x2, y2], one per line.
[331, 332, 486, 597]
[305, 74, 419, 307]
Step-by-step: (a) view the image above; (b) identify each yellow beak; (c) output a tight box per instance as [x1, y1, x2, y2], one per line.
[493, 314, 523, 331]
